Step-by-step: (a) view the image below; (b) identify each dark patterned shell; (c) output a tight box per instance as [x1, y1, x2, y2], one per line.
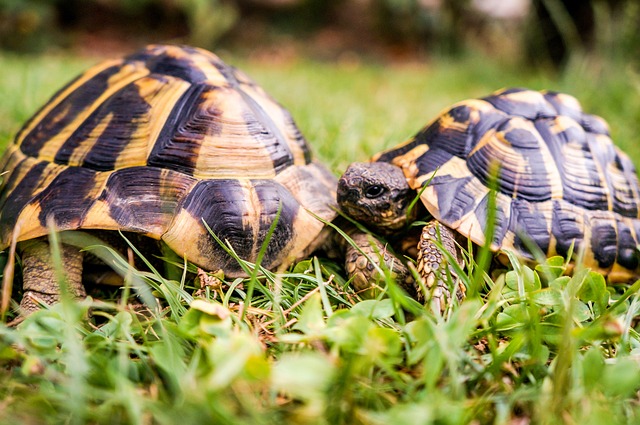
[375, 88, 640, 281]
[0, 44, 337, 275]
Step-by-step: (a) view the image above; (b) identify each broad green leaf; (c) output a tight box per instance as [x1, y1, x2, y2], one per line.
[148, 334, 187, 379]
[272, 352, 334, 401]
[369, 402, 434, 424]
[350, 299, 395, 320]
[495, 304, 528, 331]
[179, 299, 232, 338]
[364, 327, 402, 361]
[602, 358, 640, 397]
[581, 347, 605, 390]
[572, 300, 592, 323]
[549, 276, 572, 291]
[326, 311, 372, 353]
[579, 272, 609, 312]
[293, 292, 325, 335]
[404, 317, 436, 365]
[535, 256, 566, 280]
[292, 259, 313, 275]
[94, 311, 134, 339]
[503, 266, 541, 298]
[206, 332, 266, 389]
[446, 299, 482, 345]
[533, 288, 562, 306]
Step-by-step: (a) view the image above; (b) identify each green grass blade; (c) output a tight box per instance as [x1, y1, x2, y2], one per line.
[406, 168, 438, 221]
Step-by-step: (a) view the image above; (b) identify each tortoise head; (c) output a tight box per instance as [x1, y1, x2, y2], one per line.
[337, 162, 415, 233]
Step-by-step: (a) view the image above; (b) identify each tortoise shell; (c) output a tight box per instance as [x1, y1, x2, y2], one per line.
[0, 44, 337, 276]
[375, 88, 640, 281]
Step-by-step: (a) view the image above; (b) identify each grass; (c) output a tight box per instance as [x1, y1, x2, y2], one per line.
[1, 49, 640, 424]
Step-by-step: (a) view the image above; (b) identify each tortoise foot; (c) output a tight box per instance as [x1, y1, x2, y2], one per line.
[19, 239, 85, 315]
[345, 232, 413, 297]
[416, 221, 465, 312]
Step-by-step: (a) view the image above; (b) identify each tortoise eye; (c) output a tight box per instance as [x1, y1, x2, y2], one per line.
[364, 185, 385, 199]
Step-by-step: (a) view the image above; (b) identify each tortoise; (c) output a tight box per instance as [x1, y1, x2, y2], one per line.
[0, 44, 337, 313]
[337, 88, 640, 309]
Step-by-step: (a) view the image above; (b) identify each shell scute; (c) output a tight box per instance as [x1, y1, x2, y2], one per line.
[0, 160, 51, 233]
[466, 117, 558, 202]
[550, 200, 585, 260]
[470, 190, 511, 248]
[33, 167, 100, 229]
[483, 88, 556, 120]
[616, 219, 638, 271]
[429, 174, 476, 224]
[20, 64, 124, 159]
[510, 198, 551, 257]
[21, 61, 151, 163]
[166, 178, 300, 275]
[95, 166, 197, 236]
[581, 113, 610, 135]
[588, 212, 619, 269]
[55, 77, 158, 170]
[543, 91, 583, 122]
[608, 149, 640, 218]
[144, 49, 209, 84]
[147, 83, 218, 176]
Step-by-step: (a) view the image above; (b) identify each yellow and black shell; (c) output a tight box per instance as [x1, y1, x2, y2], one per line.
[0, 44, 337, 276]
[376, 88, 640, 281]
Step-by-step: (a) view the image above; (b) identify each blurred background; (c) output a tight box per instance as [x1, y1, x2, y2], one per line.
[0, 0, 639, 170]
[1, 0, 637, 67]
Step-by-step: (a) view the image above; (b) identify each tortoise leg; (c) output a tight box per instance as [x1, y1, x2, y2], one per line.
[416, 221, 465, 312]
[344, 232, 414, 297]
[20, 239, 85, 314]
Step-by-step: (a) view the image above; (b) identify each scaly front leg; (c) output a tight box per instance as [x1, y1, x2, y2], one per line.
[416, 221, 465, 312]
[19, 238, 85, 314]
[344, 232, 414, 297]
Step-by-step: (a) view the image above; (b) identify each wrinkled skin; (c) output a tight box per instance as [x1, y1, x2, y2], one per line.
[338, 162, 415, 233]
